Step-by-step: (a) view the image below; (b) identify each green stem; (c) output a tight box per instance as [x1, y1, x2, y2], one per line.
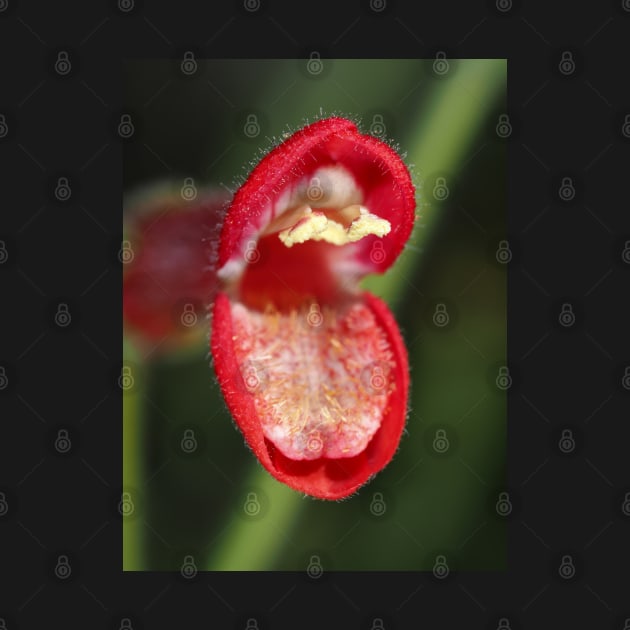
[207, 471, 303, 571]
[122, 340, 145, 570]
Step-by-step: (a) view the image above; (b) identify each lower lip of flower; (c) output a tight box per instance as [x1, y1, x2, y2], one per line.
[211, 117, 414, 499]
[212, 290, 409, 500]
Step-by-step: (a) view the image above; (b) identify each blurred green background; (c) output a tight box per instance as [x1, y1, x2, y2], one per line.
[123, 59, 507, 571]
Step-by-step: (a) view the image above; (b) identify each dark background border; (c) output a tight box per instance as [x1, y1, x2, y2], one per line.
[1, 0, 629, 628]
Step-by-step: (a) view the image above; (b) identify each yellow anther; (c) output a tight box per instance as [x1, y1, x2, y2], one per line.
[278, 205, 390, 247]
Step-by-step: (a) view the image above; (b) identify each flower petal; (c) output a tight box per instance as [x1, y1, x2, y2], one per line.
[211, 291, 409, 500]
[217, 117, 415, 283]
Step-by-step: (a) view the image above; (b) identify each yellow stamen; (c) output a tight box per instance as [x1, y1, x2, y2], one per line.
[278, 205, 391, 247]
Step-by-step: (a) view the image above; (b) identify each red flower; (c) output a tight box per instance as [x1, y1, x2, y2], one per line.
[211, 117, 415, 499]
[122, 186, 229, 352]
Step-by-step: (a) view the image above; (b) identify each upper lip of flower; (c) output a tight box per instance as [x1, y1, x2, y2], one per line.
[216, 117, 415, 299]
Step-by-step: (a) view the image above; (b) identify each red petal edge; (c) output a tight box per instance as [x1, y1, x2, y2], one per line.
[211, 290, 409, 500]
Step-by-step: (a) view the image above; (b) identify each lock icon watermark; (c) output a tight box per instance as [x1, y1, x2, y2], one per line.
[558, 428, 575, 453]
[496, 618, 511, 630]
[54, 51, 72, 76]
[306, 432, 323, 455]
[622, 366, 630, 390]
[621, 492, 630, 517]
[558, 303, 575, 327]
[119, 240, 134, 264]
[243, 0, 260, 11]
[55, 177, 72, 201]
[495, 366, 512, 390]
[495, 0, 512, 12]
[369, 0, 386, 12]
[243, 492, 261, 516]
[306, 554, 323, 578]
[558, 176, 575, 201]
[307, 303, 323, 327]
[370, 114, 386, 137]
[371, 619, 385, 630]
[495, 114, 512, 138]
[244, 240, 260, 264]
[118, 114, 134, 138]
[181, 51, 197, 75]
[180, 303, 197, 328]
[621, 240, 630, 264]
[54, 302, 72, 327]
[180, 177, 197, 201]
[243, 114, 260, 138]
[432, 176, 449, 200]
[0, 240, 7, 265]
[306, 51, 323, 75]
[432, 428, 449, 453]
[432, 303, 449, 327]
[118, 0, 134, 12]
[241, 360, 265, 393]
[54, 554, 72, 579]
[0, 114, 8, 138]
[55, 429, 72, 453]
[180, 429, 197, 453]
[433, 51, 449, 75]
[119, 366, 134, 390]
[118, 491, 135, 517]
[180, 554, 197, 579]
[119, 618, 133, 630]
[558, 51, 575, 75]
[495, 491, 512, 516]
[622, 115, 630, 139]
[369, 492, 387, 516]
[362, 362, 388, 393]
[495, 239, 512, 263]
[306, 176, 324, 202]
[432, 554, 449, 579]
[245, 619, 259, 630]
[369, 240, 386, 264]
